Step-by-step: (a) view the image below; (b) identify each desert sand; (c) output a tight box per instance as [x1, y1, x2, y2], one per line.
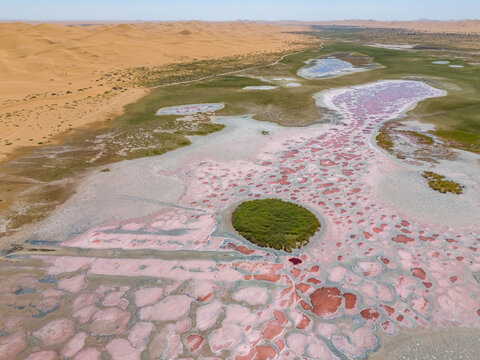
[0, 21, 310, 161]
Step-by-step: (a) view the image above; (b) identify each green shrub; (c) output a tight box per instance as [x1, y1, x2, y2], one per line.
[232, 199, 320, 252]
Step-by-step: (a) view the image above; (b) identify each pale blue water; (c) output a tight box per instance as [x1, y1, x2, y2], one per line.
[298, 57, 356, 79]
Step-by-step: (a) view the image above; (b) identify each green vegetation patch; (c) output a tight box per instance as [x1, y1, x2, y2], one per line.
[376, 127, 394, 153]
[404, 131, 434, 145]
[422, 171, 463, 194]
[231, 199, 320, 252]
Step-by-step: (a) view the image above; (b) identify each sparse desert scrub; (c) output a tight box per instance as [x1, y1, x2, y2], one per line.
[422, 171, 463, 194]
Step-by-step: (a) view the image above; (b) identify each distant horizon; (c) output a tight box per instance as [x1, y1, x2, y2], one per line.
[1, 19, 479, 24]
[0, 0, 478, 22]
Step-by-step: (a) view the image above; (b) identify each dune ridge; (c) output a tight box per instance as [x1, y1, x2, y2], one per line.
[0, 21, 311, 160]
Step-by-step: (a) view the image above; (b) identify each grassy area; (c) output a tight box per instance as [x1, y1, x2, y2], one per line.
[301, 37, 480, 154]
[3, 29, 480, 236]
[312, 26, 480, 51]
[129, 51, 316, 87]
[403, 131, 434, 145]
[376, 127, 395, 153]
[231, 199, 320, 252]
[0, 47, 323, 236]
[422, 171, 463, 194]
[375, 121, 435, 160]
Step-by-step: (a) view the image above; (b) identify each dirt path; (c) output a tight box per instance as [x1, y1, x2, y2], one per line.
[151, 45, 323, 89]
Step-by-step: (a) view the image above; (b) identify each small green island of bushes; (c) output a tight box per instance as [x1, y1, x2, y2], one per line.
[231, 199, 320, 252]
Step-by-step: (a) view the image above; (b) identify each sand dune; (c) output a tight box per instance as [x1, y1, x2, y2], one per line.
[0, 21, 311, 160]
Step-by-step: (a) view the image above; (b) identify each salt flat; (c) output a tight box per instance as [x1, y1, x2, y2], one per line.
[5, 79, 479, 359]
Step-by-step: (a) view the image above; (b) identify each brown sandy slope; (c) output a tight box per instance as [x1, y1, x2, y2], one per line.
[282, 20, 480, 34]
[0, 21, 311, 160]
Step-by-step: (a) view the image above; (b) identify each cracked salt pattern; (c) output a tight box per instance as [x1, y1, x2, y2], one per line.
[2, 80, 480, 360]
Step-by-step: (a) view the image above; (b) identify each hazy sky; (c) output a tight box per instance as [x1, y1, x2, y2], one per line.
[0, 0, 478, 21]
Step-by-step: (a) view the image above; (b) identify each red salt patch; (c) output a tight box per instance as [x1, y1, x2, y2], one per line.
[320, 160, 337, 167]
[317, 182, 334, 189]
[310, 287, 342, 317]
[307, 278, 321, 285]
[288, 257, 302, 265]
[419, 236, 435, 242]
[401, 220, 410, 227]
[262, 322, 283, 340]
[254, 274, 280, 282]
[291, 268, 301, 278]
[363, 232, 373, 239]
[274, 310, 288, 325]
[198, 293, 212, 302]
[255, 346, 277, 360]
[392, 235, 415, 244]
[324, 189, 340, 196]
[186, 334, 204, 353]
[477, 309, 480, 316]
[300, 300, 313, 311]
[228, 243, 255, 255]
[381, 320, 393, 332]
[423, 282, 432, 288]
[396, 315, 404, 322]
[343, 293, 357, 310]
[411, 268, 426, 280]
[296, 314, 311, 329]
[450, 276, 457, 283]
[297, 283, 311, 294]
[380, 305, 395, 316]
[380, 257, 390, 265]
[372, 228, 383, 234]
[361, 308, 381, 322]
[275, 339, 285, 352]
[446, 238, 457, 243]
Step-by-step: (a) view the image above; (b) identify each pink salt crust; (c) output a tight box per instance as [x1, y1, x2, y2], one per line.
[13, 80, 479, 359]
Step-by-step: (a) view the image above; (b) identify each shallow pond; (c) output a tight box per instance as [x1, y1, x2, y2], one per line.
[298, 56, 375, 79]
